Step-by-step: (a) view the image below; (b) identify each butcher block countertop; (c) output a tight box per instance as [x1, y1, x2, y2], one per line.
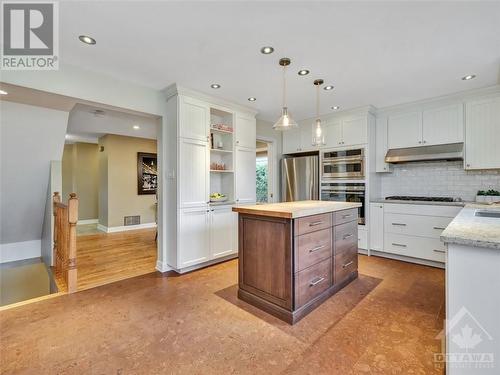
[232, 200, 361, 219]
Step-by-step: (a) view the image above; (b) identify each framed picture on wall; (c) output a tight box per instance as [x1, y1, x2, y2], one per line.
[137, 152, 157, 195]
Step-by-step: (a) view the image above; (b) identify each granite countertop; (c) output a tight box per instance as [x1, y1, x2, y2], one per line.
[232, 200, 361, 219]
[441, 204, 500, 250]
[371, 198, 467, 207]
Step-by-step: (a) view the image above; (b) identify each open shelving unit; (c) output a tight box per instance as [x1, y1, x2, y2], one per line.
[209, 107, 234, 203]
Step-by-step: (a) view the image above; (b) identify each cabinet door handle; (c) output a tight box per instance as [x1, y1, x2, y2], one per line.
[342, 214, 352, 219]
[418, 141, 422, 144]
[309, 221, 324, 227]
[343, 233, 353, 240]
[391, 223, 407, 226]
[342, 261, 354, 269]
[392, 243, 407, 248]
[309, 245, 326, 253]
[309, 277, 325, 287]
[433, 249, 446, 253]
[433, 226, 446, 230]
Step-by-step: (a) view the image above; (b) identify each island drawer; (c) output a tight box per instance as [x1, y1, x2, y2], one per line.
[334, 245, 358, 284]
[295, 228, 332, 272]
[333, 208, 358, 226]
[295, 213, 332, 236]
[295, 258, 332, 308]
[334, 220, 358, 256]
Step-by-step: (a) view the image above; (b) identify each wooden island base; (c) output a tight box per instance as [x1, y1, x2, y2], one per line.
[233, 201, 361, 325]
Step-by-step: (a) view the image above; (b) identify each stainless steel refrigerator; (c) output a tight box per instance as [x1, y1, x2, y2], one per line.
[281, 155, 319, 202]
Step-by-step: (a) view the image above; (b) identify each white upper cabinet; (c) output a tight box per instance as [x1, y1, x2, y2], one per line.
[235, 113, 256, 149]
[387, 111, 422, 149]
[178, 207, 210, 267]
[235, 146, 256, 204]
[422, 104, 463, 145]
[465, 96, 500, 170]
[282, 128, 302, 154]
[387, 103, 464, 149]
[179, 138, 209, 208]
[323, 120, 342, 148]
[375, 117, 391, 173]
[342, 116, 368, 146]
[210, 206, 237, 259]
[179, 96, 210, 141]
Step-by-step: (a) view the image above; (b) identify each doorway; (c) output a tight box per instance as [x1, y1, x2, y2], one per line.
[255, 139, 276, 204]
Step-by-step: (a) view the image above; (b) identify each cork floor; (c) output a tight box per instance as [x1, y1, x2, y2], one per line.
[0, 255, 445, 374]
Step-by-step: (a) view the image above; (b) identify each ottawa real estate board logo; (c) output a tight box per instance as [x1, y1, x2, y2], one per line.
[1, 1, 58, 70]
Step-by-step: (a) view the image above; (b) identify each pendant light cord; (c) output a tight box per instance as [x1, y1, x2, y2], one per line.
[316, 84, 320, 120]
[283, 64, 287, 108]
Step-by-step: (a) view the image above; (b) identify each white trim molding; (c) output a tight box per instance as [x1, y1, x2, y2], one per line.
[0, 240, 41, 264]
[97, 222, 157, 233]
[155, 260, 172, 273]
[77, 219, 99, 225]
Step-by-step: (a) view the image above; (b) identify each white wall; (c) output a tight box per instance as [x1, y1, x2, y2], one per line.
[380, 161, 500, 201]
[0, 101, 68, 262]
[41, 161, 62, 266]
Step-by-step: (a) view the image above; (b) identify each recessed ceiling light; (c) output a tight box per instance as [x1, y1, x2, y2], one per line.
[331, 106, 340, 110]
[324, 85, 334, 91]
[210, 83, 221, 89]
[79, 35, 96, 45]
[133, 125, 140, 130]
[462, 74, 476, 81]
[0, 89, 7, 95]
[298, 69, 310, 76]
[260, 46, 274, 54]
[248, 97, 256, 102]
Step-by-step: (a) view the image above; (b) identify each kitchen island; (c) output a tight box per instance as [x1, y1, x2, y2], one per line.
[232, 200, 362, 324]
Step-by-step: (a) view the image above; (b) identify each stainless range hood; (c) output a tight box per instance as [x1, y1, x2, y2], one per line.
[385, 142, 463, 164]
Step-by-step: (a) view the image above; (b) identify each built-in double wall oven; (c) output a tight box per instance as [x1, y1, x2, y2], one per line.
[321, 182, 365, 225]
[321, 149, 364, 179]
[320, 148, 365, 225]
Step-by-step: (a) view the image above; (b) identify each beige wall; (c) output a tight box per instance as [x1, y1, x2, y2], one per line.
[99, 134, 157, 228]
[61, 142, 99, 221]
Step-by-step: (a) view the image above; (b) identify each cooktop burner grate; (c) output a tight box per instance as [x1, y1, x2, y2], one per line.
[385, 196, 455, 202]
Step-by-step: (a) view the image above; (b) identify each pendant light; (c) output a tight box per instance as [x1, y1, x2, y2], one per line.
[311, 79, 326, 146]
[273, 58, 298, 131]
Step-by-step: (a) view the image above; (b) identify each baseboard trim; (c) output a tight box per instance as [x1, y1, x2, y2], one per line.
[369, 250, 445, 269]
[97, 222, 157, 233]
[156, 260, 172, 273]
[0, 240, 41, 264]
[169, 253, 238, 274]
[77, 219, 98, 225]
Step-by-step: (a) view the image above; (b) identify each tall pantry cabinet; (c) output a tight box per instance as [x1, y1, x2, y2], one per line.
[164, 85, 257, 273]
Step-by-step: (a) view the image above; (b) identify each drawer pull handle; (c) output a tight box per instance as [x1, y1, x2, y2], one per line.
[392, 223, 407, 226]
[309, 221, 324, 227]
[392, 242, 407, 248]
[433, 226, 446, 230]
[342, 261, 354, 269]
[433, 249, 446, 253]
[309, 277, 325, 287]
[309, 245, 326, 253]
[343, 233, 353, 240]
[342, 214, 353, 219]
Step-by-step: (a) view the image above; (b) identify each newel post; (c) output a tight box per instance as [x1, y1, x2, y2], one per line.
[67, 193, 79, 293]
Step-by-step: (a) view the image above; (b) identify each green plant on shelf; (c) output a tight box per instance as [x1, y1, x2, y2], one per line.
[477, 189, 500, 196]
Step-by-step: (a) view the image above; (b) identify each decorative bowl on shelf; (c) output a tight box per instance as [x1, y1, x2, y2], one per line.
[210, 193, 228, 202]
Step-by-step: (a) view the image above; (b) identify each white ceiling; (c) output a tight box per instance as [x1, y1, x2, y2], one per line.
[67, 103, 159, 142]
[59, 1, 500, 121]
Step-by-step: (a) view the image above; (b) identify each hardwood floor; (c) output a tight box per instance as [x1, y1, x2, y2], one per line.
[76, 228, 157, 291]
[0, 255, 445, 374]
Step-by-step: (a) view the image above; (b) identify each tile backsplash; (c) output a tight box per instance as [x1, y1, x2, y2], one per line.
[380, 161, 500, 202]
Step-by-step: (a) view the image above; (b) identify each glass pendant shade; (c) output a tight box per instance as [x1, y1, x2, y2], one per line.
[273, 107, 298, 130]
[312, 118, 325, 145]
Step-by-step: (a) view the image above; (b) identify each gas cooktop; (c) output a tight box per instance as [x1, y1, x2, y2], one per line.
[385, 196, 455, 202]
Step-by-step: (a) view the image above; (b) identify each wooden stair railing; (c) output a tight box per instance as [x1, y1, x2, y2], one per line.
[53, 192, 78, 293]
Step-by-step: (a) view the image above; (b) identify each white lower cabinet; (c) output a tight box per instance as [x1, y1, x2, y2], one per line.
[358, 228, 368, 250]
[210, 206, 237, 259]
[178, 205, 238, 271]
[369, 203, 384, 250]
[178, 207, 210, 268]
[369, 203, 461, 265]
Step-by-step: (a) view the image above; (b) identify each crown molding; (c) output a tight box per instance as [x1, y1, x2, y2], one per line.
[162, 83, 259, 116]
